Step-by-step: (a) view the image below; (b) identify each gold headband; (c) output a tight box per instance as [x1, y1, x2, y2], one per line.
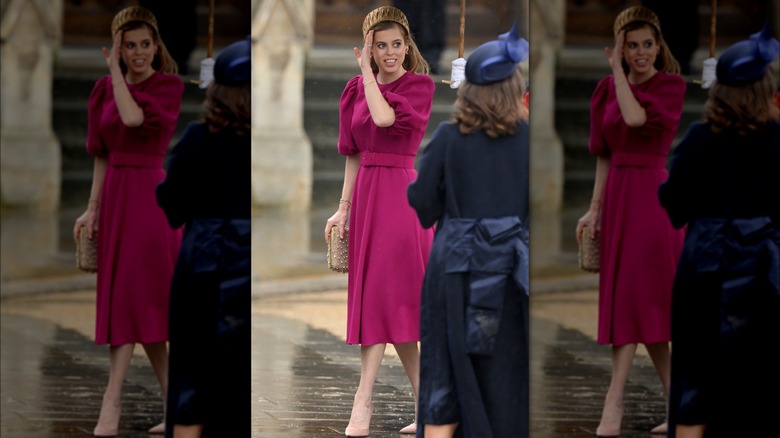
[111, 6, 159, 36]
[362, 6, 411, 37]
[613, 6, 661, 36]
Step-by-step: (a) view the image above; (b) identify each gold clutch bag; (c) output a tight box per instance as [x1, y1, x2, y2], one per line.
[327, 225, 349, 273]
[76, 227, 98, 273]
[578, 224, 599, 273]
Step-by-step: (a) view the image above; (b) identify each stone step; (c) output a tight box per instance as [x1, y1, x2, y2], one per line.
[313, 1, 520, 47]
[51, 40, 717, 209]
[62, 2, 251, 46]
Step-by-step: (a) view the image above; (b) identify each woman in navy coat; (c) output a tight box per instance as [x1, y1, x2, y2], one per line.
[156, 39, 251, 437]
[407, 25, 530, 438]
[658, 27, 780, 438]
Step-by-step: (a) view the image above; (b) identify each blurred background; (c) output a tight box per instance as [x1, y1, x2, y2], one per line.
[1, 0, 777, 436]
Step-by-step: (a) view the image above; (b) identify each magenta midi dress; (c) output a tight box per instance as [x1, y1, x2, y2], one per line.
[338, 71, 435, 345]
[589, 71, 686, 346]
[86, 71, 184, 346]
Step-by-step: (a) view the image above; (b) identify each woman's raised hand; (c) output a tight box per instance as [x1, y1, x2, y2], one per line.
[353, 30, 374, 74]
[604, 30, 625, 74]
[102, 30, 123, 76]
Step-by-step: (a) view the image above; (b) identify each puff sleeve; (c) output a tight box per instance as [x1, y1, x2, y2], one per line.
[632, 73, 685, 137]
[130, 73, 184, 135]
[381, 74, 435, 136]
[337, 76, 361, 156]
[408, 122, 449, 229]
[588, 76, 611, 157]
[86, 76, 110, 158]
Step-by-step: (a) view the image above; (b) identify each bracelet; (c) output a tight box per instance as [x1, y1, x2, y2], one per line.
[363, 80, 376, 87]
[339, 198, 352, 208]
[590, 198, 602, 205]
[89, 198, 100, 205]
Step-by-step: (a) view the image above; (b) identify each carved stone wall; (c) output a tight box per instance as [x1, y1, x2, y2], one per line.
[529, 0, 565, 269]
[252, 0, 314, 210]
[251, 0, 315, 280]
[1, 0, 63, 211]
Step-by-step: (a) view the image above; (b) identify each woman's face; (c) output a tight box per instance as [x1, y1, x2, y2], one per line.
[371, 26, 407, 78]
[120, 26, 158, 78]
[623, 25, 659, 77]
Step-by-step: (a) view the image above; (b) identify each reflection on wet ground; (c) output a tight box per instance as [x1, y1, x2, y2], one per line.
[253, 314, 418, 437]
[2, 203, 666, 437]
[1, 287, 667, 437]
[1, 313, 164, 437]
[531, 318, 667, 437]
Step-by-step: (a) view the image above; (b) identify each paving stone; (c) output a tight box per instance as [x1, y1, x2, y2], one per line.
[2, 288, 666, 437]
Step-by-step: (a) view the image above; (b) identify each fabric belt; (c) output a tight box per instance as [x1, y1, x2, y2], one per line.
[109, 151, 164, 168]
[611, 151, 666, 169]
[360, 152, 415, 169]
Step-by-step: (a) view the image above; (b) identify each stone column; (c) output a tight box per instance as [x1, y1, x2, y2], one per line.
[252, 0, 313, 211]
[1, 0, 63, 211]
[251, 0, 315, 280]
[529, 0, 565, 270]
[1, 0, 63, 285]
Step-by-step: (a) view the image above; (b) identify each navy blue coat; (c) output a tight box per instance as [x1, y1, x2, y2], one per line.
[156, 121, 250, 437]
[659, 121, 780, 436]
[408, 120, 530, 438]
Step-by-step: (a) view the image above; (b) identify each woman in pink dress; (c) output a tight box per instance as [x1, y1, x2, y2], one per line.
[575, 6, 685, 436]
[324, 6, 434, 436]
[72, 6, 183, 436]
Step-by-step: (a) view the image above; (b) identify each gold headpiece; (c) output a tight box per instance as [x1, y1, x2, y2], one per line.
[111, 6, 159, 36]
[362, 6, 411, 37]
[613, 6, 661, 36]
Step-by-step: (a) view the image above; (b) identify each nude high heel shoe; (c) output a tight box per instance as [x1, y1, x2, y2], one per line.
[596, 401, 623, 437]
[399, 421, 417, 434]
[148, 421, 165, 435]
[93, 399, 121, 437]
[650, 421, 668, 434]
[345, 401, 373, 437]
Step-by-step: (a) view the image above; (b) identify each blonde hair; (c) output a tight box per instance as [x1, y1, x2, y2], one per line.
[454, 67, 528, 138]
[706, 67, 779, 136]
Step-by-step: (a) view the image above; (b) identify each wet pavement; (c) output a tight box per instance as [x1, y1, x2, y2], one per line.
[2, 274, 667, 437]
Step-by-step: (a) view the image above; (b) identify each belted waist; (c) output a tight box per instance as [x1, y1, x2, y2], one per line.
[109, 151, 164, 168]
[360, 152, 415, 169]
[611, 152, 666, 168]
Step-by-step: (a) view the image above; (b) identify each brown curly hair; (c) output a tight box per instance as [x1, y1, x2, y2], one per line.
[706, 67, 779, 136]
[203, 82, 250, 137]
[454, 67, 528, 138]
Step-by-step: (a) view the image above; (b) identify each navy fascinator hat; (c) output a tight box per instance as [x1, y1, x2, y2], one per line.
[465, 23, 529, 85]
[214, 38, 251, 86]
[716, 25, 779, 86]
